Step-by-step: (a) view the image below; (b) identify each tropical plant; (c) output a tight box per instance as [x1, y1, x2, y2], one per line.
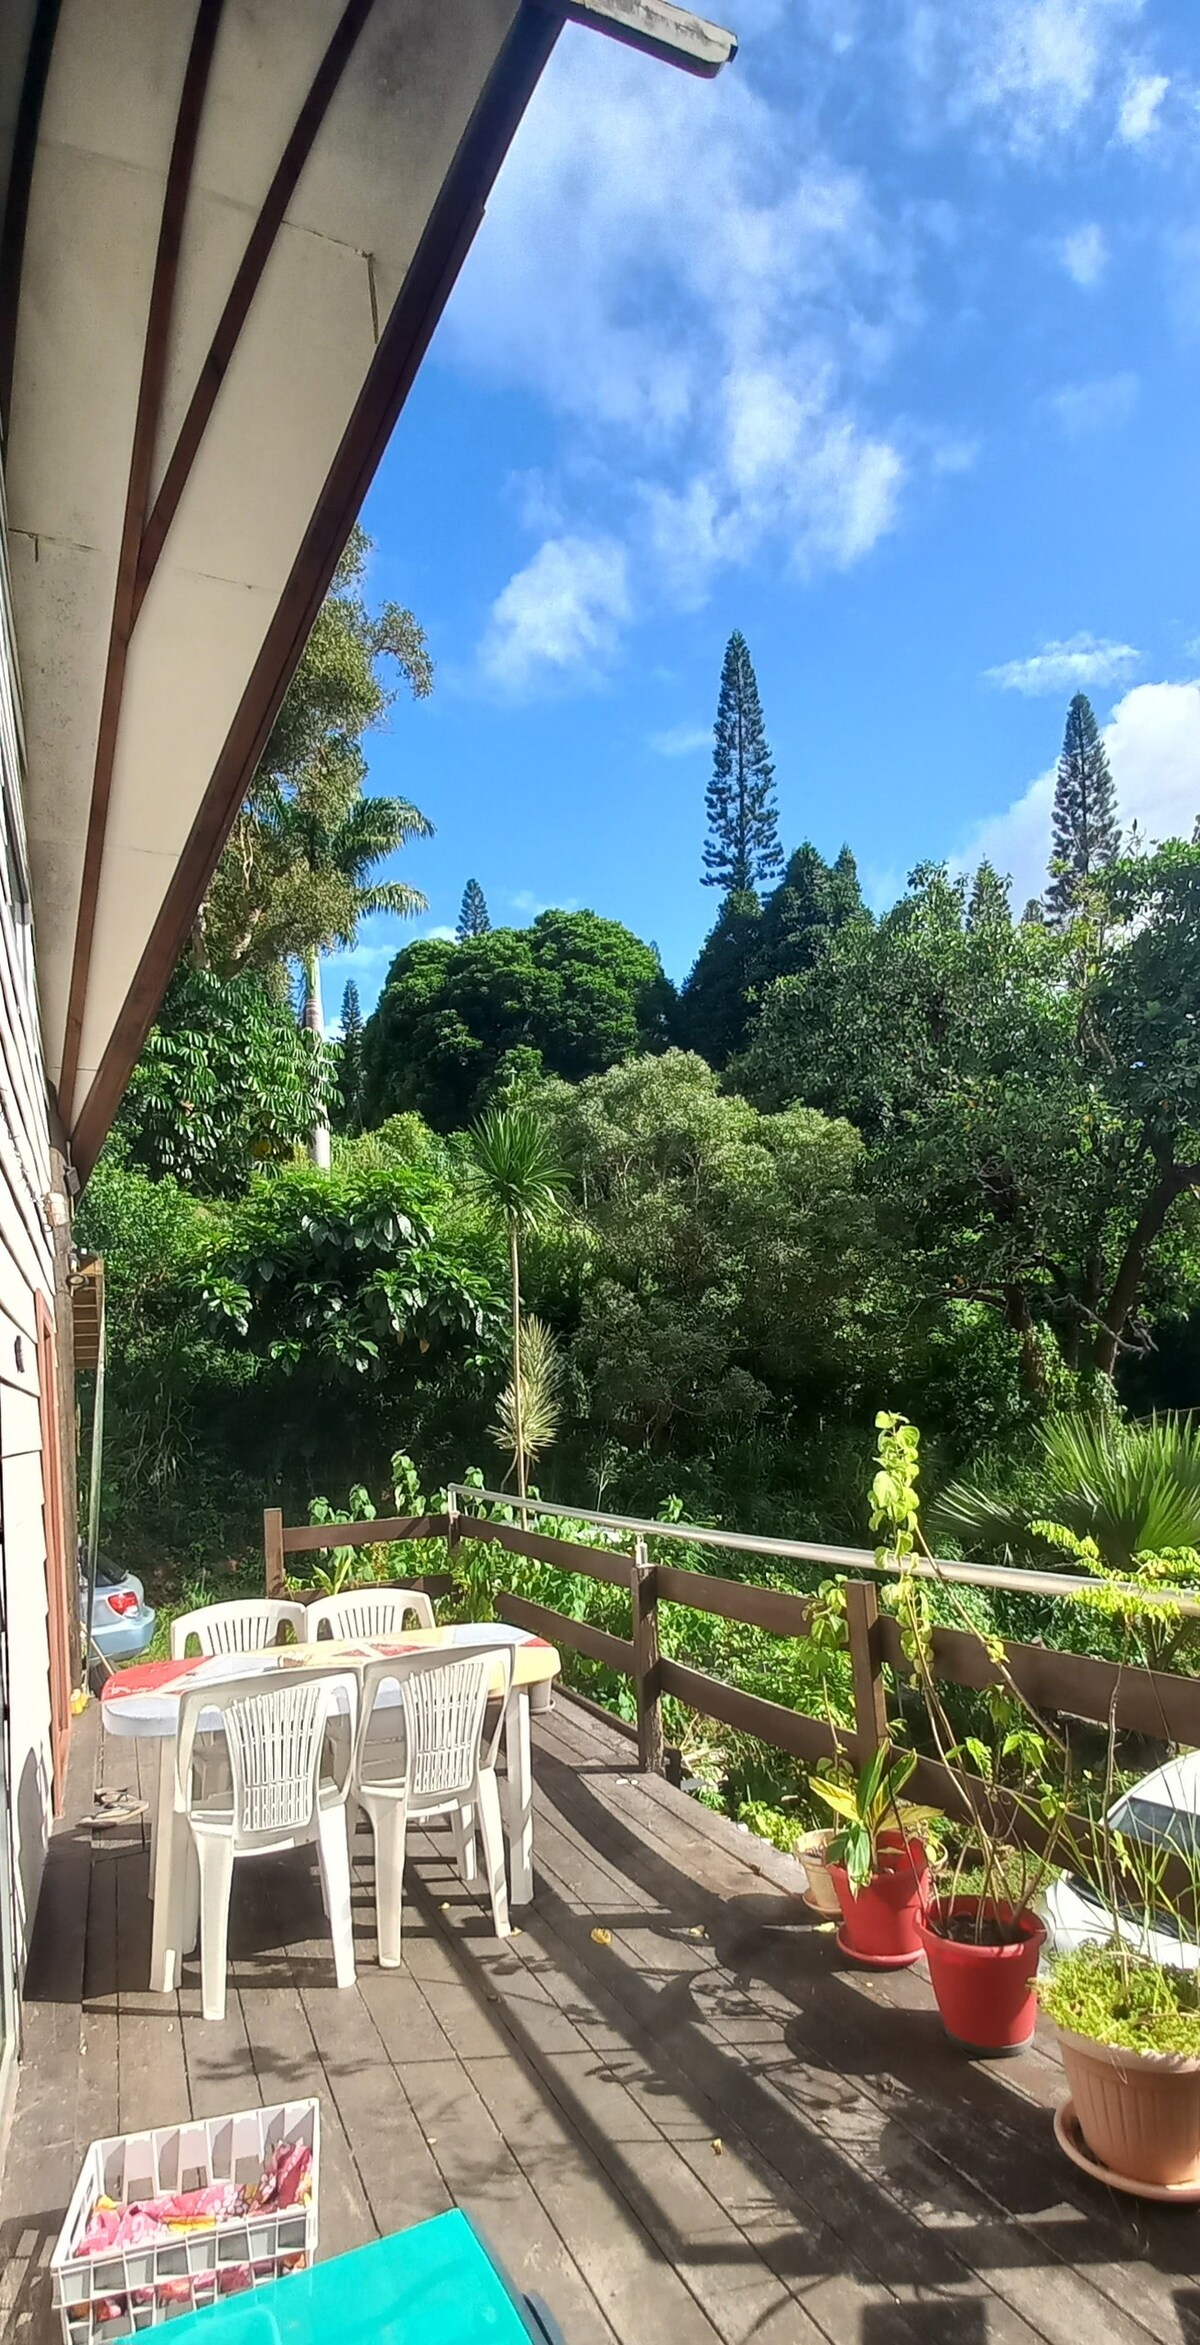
[808, 1744, 942, 1891]
[491, 1313, 563, 1480]
[464, 1108, 570, 1508]
[117, 968, 335, 1194]
[935, 1412, 1200, 1579]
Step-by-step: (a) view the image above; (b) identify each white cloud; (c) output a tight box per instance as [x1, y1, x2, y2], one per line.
[456, 29, 908, 680]
[985, 632, 1141, 694]
[957, 681, 1200, 904]
[1118, 69, 1169, 141]
[1047, 371, 1139, 436]
[1058, 222, 1108, 286]
[479, 535, 630, 695]
[650, 723, 711, 758]
[899, 0, 1145, 150]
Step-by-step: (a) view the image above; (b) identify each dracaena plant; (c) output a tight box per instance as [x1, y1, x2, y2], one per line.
[809, 1743, 943, 1892]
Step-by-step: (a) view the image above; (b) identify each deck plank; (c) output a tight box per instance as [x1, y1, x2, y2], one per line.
[4, 1692, 1200, 2345]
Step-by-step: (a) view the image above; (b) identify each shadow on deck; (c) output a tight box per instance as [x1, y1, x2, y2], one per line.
[3, 1695, 1200, 2345]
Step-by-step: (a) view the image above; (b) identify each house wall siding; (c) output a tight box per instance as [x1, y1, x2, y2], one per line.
[0, 447, 58, 2062]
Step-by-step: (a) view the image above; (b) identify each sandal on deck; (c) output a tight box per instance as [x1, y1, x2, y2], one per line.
[82, 1788, 148, 1829]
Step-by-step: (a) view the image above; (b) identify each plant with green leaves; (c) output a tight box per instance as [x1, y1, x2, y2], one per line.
[935, 1410, 1200, 1670]
[869, 1410, 1068, 1939]
[491, 1313, 563, 1483]
[464, 1108, 570, 1509]
[809, 1744, 942, 1891]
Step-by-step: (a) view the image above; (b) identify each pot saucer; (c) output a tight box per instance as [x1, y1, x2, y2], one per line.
[1054, 2098, 1200, 2202]
[835, 1924, 922, 1970]
[802, 1889, 840, 1918]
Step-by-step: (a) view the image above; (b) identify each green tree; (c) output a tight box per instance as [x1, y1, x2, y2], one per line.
[116, 969, 335, 1195]
[199, 526, 434, 1162]
[533, 1051, 867, 1473]
[756, 841, 864, 987]
[464, 1107, 569, 1507]
[361, 909, 675, 1130]
[337, 980, 365, 1134]
[457, 878, 491, 940]
[677, 889, 763, 1067]
[702, 632, 783, 893]
[744, 848, 1200, 1390]
[1046, 693, 1119, 926]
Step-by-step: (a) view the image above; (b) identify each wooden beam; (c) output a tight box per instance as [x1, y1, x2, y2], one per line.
[556, 0, 736, 77]
[280, 1513, 449, 1554]
[0, 0, 62, 431]
[876, 1613, 1200, 1745]
[631, 1541, 664, 1773]
[654, 1564, 814, 1637]
[71, 0, 562, 1180]
[658, 1657, 843, 1766]
[457, 1514, 633, 1588]
[498, 1591, 636, 1677]
[57, 0, 224, 1115]
[131, 0, 376, 626]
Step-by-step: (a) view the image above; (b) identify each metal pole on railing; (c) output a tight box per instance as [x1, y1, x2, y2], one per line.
[631, 1535, 663, 1774]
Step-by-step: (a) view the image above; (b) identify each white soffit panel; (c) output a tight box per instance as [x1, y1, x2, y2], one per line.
[1, 0, 734, 1175]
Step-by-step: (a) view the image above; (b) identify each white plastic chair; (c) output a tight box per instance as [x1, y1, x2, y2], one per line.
[307, 1587, 435, 1640]
[171, 1599, 307, 1658]
[353, 1647, 513, 1966]
[174, 1666, 359, 2021]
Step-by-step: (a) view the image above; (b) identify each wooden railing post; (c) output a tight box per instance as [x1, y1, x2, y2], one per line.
[264, 1506, 285, 1599]
[631, 1535, 663, 1774]
[845, 1578, 888, 1761]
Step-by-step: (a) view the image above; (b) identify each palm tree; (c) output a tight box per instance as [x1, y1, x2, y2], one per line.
[934, 1412, 1200, 1579]
[465, 1108, 569, 1510]
[288, 792, 431, 1165]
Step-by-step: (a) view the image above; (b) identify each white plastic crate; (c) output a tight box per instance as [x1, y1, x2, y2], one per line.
[51, 2099, 320, 2343]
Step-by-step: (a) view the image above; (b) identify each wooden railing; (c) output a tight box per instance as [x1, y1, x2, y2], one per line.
[264, 1490, 1200, 1879]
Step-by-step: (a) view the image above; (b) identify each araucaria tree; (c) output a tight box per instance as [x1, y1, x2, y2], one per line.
[457, 878, 490, 940]
[702, 632, 783, 894]
[337, 980, 364, 1132]
[1046, 693, 1119, 925]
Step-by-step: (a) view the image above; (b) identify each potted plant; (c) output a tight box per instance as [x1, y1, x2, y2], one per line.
[869, 1412, 1065, 2051]
[1041, 1943, 1200, 2192]
[915, 1827, 1050, 2056]
[810, 1745, 940, 1966]
[793, 1827, 843, 1917]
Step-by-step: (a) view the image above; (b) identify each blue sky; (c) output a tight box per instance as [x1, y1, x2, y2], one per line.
[325, 0, 1200, 1017]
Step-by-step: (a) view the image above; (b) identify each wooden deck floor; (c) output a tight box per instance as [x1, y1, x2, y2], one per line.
[4, 1696, 1200, 2345]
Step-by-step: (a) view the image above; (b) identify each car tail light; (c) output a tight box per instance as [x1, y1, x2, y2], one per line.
[106, 1591, 139, 1616]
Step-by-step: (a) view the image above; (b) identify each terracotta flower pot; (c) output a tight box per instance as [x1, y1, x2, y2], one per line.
[831, 1834, 928, 1967]
[1057, 2027, 1200, 2189]
[795, 1830, 842, 1917]
[917, 1898, 1046, 2055]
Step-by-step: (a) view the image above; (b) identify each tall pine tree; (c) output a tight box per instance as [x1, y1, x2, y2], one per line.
[457, 877, 491, 940]
[337, 979, 364, 1132]
[1046, 692, 1119, 925]
[755, 842, 863, 989]
[702, 632, 783, 893]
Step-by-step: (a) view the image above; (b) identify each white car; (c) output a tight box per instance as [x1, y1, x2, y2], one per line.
[1041, 1750, 1200, 1972]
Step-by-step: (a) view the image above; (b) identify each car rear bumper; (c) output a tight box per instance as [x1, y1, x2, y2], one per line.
[90, 1604, 157, 1662]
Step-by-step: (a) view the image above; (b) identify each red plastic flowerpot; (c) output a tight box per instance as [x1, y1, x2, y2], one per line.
[831, 1835, 928, 1967]
[917, 1898, 1047, 2055]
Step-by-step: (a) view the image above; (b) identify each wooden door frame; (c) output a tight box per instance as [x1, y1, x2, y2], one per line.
[34, 1292, 70, 1811]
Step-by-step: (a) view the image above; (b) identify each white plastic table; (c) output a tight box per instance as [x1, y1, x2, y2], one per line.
[100, 1624, 560, 1994]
